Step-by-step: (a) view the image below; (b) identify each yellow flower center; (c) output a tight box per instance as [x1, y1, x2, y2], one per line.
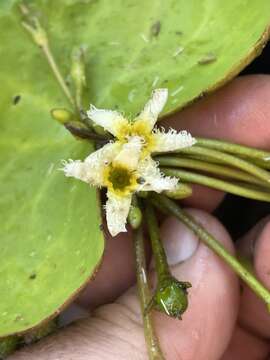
[103, 164, 138, 197]
[115, 119, 156, 158]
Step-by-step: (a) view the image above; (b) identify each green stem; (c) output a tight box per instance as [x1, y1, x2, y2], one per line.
[42, 43, 75, 107]
[64, 122, 108, 142]
[162, 168, 270, 202]
[156, 156, 268, 188]
[243, 158, 270, 170]
[20, 4, 75, 108]
[150, 194, 270, 312]
[133, 227, 164, 360]
[175, 146, 270, 184]
[145, 204, 170, 281]
[196, 137, 270, 162]
[71, 47, 86, 111]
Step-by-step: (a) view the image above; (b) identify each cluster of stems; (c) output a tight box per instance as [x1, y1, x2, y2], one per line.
[17, 4, 270, 360]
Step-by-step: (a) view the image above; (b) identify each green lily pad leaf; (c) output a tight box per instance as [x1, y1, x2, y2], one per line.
[3, 0, 268, 116]
[0, 4, 105, 338]
[0, 0, 269, 338]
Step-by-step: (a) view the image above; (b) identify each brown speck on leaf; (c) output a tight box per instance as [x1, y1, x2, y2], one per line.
[99, 223, 104, 231]
[15, 315, 24, 322]
[29, 273, 37, 280]
[80, 267, 86, 275]
[150, 21, 161, 37]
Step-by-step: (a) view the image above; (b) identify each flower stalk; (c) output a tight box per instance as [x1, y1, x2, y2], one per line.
[175, 145, 270, 184]
[145, 204, 191, 319]
[196, 137, 270, 163]
[156, 156, 268, 188]
[161, 168, 270, 202]
[19, 3, 75, 108]
[133, 226, 164, 360]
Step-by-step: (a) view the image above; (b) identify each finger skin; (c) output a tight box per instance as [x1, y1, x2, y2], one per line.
[10, 210, 238, 360]
[237, 220, 270, 338]
[221, 326, 269, 360]
[164, 74, 270, 148]
[77, 227, 137, 309]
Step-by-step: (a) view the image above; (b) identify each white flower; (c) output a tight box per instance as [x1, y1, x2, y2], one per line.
[87, 88, 196, 158]
[62, 137, 178, 237]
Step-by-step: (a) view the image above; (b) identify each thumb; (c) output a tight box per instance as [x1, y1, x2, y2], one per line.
[10, 210, 239, 360]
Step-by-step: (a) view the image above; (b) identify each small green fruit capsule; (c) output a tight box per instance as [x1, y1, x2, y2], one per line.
[147, 276, 191, 319]
[64, 121, 90, 139]
[128, 206, 142, 229]
[0, 336, 19, 358]
[164, 184, 192, 200]
[51, 108, 74, 124]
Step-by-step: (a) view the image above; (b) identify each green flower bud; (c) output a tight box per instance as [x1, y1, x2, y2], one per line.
[164, 184, 192, 200]
[0, 336, 19, 358]
[92, 123, 110, 137]
[146, 276, 191, 319]
[128, 206, 142, 229]
[51, 108, 74, 124]
[64, 121, 91, 139]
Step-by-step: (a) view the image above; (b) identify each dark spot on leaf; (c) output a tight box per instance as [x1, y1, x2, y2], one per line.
[29, 273, 36, 280]
[13, 95, 21, 105]
[150, 21, 161, 37]
[99, 223, 104, 231]
[164, 79, 169, 83]
[175, 31, 183, 36]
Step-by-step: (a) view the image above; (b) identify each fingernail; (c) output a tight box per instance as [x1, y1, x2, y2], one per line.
[160, 216, 199, 266]
[58, 304, 89, 327]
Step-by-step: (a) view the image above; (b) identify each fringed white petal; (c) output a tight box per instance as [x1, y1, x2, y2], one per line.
[61, 159, 101, 186]
[137, 156, 178, 192]
[85, 142, 121, 167]
[87, 105, 127, 136]
[136, 88, 168, 129]
[152, 128, 196, 153]
[62, 142, 121, 186]
[105, 192, 132, 236]
[113, 136, 143, 170]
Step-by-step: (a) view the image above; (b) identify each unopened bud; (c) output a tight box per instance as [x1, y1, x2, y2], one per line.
[128, 206, 142, 229]
[64, 121, 90, 139]
[51, 108, 74, 124]
[164, 184, 192, 200]
[93, 123, 110, 137]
